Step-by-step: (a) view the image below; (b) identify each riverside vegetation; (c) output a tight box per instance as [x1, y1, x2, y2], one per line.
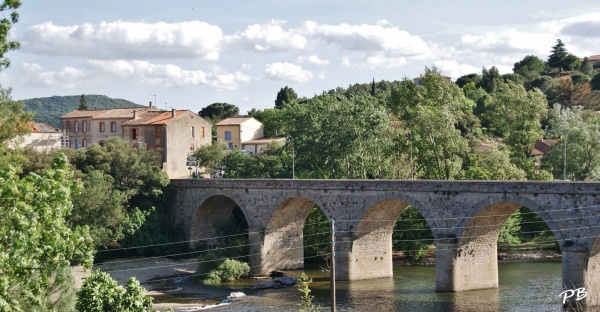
[1, 2, 599, 308]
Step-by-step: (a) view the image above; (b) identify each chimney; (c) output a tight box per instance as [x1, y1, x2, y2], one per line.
[149, 101, 153, 108]
[133, 110, 137, 119]
[171, 109, 176, 118]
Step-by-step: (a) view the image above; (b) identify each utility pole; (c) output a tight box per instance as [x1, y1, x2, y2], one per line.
[330, 218, 336, 312]
[563, 134, 567, 181]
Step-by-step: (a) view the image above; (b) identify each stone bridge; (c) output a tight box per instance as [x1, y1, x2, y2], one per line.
[170, 179, 600, 305]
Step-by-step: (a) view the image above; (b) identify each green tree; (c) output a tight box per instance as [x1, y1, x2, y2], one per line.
[0, 0, 20, 70]
[78, 94, 88, 110]
[464, 144, 526, 180]
[392, 206, 434, 262]
[389, 69, 473, 179]
[591, 74, 600, 91]
[498, 212, 522, 246]
[76, 271, 153, 312]
[513, 55, 545, 80]
[194, 142, 227, 176]
[0, 154, 94, 311]
[481, 82, 547, 177]
[275, 86, 298, 109]
[198, 103, 239, 121]
[480, 66, 503, 93]
[248, 108, 286, 137]
[542, 105, 600, 180]
[455, 73, 481, 88]
[580, 57, 594, 76]
[0, 87, 32, 148]
[547, 39, 568, 71]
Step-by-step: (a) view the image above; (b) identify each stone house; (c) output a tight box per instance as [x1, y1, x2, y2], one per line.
[215, 117, 264, 150]
[13, 122, 62, 152]
[61, 104, 212, 178]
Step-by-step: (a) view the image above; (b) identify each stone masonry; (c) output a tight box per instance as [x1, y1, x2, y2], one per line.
[171, 179, 600, 306]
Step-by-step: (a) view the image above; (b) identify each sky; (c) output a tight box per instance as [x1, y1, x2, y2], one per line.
[1, 1, 600, 115]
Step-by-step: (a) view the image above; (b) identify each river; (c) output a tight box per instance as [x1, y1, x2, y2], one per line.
[153, 260, 569, 311]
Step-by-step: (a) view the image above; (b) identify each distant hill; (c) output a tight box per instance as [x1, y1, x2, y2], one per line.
[21, 95, 145, 129]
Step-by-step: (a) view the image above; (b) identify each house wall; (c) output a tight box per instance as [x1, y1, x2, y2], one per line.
[216, 125, 241, 149]
[164, 112, 212, 178]
[90, 118, 128, 145]
[240, 119, 264, 143]
[18, 132, 62, 151]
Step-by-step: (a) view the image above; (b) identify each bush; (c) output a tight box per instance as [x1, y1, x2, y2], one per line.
[76, 270, 153, 312]
[196, 254, 250, 284]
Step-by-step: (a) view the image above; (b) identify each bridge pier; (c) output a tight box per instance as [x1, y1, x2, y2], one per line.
[562, 250, 600, 307]
[435, 239, 498, 292]
[335, 230, 395, 280]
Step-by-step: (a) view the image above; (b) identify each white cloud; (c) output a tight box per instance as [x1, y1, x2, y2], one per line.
[22, 21, 223, 60]
[298, 54, 330, 65]
[264, 62, 313, 83]
[224, 20, 307, 52]
[432, 60, 481, 78]
[458, 29, 553, 56]
[87, 60, 250, 89]
[301, 21, 431, 56]
[20, 63, 88, 88]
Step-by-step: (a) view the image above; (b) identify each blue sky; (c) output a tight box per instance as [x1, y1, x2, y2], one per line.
[1, 1, 599, 114]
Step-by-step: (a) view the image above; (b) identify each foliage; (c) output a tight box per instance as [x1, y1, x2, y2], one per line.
[392, 206, 434, 262]
[198, 102, 239, 121]
[571, 72, 591, 85]
[591, 74, 600, 91]
[480, 66, 503, 93]
[76, 270, 153, 312]
[0, 87, 32, 147]
[542, 105, 600, 180]
[297, 273, 320, 312]
[513, 55, 545, 80]
[78, 94, 88, 110]
[196, 255, 249, 284]
[389, 69, 472, 179]
[286, 93, 392, 179]
[70, 170, 145, 248]
[498, 211, 522, 246]
[248, 108, 287, 137]
[194, 143, 227, 176]
[303, 207, 330, 260]
[481, 82, 547, 177]
[547, 39, 568, 71]
[0, 0, 20, 70]
[455, 73, 481, 88]
[275, 86, 298, 109]
[0, 153, 94, 311]
[463, 144, 526, 180]
[22, 95, 143, 129]
[212, 206, 249, 259]
[518, 207, 552, 240]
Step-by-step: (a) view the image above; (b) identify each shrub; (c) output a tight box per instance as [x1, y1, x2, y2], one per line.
[76, 270, 153, 312]
[196, 254, 249, 284]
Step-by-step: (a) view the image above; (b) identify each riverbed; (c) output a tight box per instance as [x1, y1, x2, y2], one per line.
[143, 259, 567, 311]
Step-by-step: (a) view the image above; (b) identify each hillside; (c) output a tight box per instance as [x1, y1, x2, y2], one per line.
[21, 95, 144, 129]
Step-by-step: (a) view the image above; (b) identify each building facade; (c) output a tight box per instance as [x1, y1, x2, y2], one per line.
[215, 117, 264, 150]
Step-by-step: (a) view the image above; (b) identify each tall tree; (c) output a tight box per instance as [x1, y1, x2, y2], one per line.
[547, 39, 568, 71]
[274, 86, 298, 109]
[591, 74, 600, 91]
[0, 154, 94, 310]
[0, 0, 20, 70]
[79, 94, 88, 110]
[480, 67, 502, 93]
[513, 55, 545, 80]
[198, 103, 239, 121]
[542, 105, 600, 180]
[0, 87, 32, 147]
[389, 69, 473, 179]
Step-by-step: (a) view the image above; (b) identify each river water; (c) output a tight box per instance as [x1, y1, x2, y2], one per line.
[154, 260, 569, 311]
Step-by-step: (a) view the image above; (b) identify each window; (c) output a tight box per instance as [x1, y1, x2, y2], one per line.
[132, 128, 138, 140]
[65, 121, 71, 132]
[201, 127, 205, 138]
[99, 122, 105, 132]
[110, 122, 117, 132]
[74, 121, 79, 133]
[225, 131, 232, 140]
[72, 139, 78, 150]
[228, 143, 233, 150]
[191, 126, 195, 138]
[83, 120, 87, 133]
[82, 139, 87, 148]
[155, 126, 162, 139]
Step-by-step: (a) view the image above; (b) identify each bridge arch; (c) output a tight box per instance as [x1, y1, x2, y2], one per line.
[452, 194, 560, 291]
[189, 192, 250, 250]
[348, 194, 431, 280]
[261, 194, 329, 273]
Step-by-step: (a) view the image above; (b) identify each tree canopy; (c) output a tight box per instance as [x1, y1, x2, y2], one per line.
[0, 0, 20, 70]
[198, 102, 239, 121]
[275, 86, 298, 109]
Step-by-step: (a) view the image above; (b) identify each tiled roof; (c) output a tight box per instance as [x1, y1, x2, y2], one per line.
[29, 122, 60, 133]
[530, 139, 557, 156]
[122, 110, 192, 126]
[242, 137, 286, 145]
[216, 117, 252, 126]
[61, 109, 110, 118]
[95, 108, 151, 119]
[587, 55, 600, 62]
